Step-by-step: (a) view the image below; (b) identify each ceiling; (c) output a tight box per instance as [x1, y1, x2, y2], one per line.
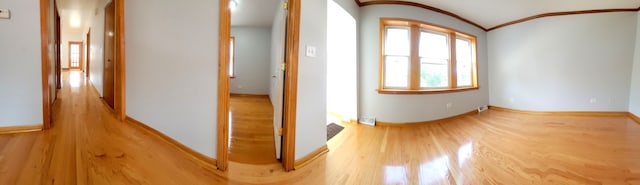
[231, 0, 280, 27]
[55, 0, 640, 33]
[56, 0, 103, 34]
[360, 0, 640, 29]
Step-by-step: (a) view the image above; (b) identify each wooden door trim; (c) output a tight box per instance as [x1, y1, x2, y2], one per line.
[68, 41, 84, 69]
[115, 0, 126, 121]
[39, 0, 51, 129]
[216, 0, 301, 171]
[282, 0, 300, 172]
[86, 29, 91, 79]
[216, 0, 231, 170]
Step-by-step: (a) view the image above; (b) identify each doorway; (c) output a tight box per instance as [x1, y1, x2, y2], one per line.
[217, 0, 301, 171]
[227, 0, 284, 165]
[68, 41, 83, 70]
[326, 0, 357, 133]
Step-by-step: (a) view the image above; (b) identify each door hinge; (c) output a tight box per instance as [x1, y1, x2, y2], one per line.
[283, 2, 288, 10]
[278, 128, 283, 136]
[280, 63, 286, 71]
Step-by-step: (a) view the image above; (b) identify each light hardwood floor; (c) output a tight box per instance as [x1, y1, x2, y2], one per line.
[1, 70, 640, 184]
[229, 94, 278, 164]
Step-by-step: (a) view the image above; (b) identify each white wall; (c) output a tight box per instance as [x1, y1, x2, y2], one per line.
[359, 5, 490, 123]
[0, 0, 44, 126]
[295, 0, 328, 160]
[125, 0, 219, 158]
[230, 26, 272, 95]
[88, 2, 106, 96]
[629, 11, 640, 116]
[61, 32, 84, 69]
[489, 12, 636, 112]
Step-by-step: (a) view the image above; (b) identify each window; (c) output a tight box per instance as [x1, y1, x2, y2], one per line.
[379, 18, 478, 94]
[229, 36, 235, 78]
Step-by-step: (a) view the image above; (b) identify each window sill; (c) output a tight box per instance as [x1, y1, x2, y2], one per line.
[377, 87, 478, 94]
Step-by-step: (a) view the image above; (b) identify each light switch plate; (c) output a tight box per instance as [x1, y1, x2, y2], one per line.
[305, 45, 316, 57]
[0, 9, 10, 19]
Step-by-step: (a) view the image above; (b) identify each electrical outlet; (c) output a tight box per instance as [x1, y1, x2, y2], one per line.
[0, 9, 10, 19]
[305, 45, 317, 57]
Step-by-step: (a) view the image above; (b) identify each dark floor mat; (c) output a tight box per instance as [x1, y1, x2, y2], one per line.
[327, 123, 344, 141]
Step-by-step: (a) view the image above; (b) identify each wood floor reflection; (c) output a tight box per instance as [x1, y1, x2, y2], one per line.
[229, 94, 278, 164]
[0, 71, 639, 184]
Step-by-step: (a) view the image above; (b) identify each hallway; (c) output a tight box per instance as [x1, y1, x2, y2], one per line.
[0, 71, 226, 184]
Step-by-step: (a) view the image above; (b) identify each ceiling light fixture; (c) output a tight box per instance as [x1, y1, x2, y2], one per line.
[229, 0, 238, 11]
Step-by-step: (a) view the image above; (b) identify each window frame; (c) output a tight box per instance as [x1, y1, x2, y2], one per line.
[378, 18, 478, 94]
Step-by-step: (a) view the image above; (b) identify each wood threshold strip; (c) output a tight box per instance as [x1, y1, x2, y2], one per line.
[355, 0, 640, 32]
[488, 106, 629, 117]
[125, 117, 218, 172]
[376, 109, 478, 127]
[0, 125, 43, 135]
[294, 145, 329, 170]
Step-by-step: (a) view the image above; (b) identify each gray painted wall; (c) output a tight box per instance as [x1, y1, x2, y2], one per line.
[230, 26, 272, 95]
[88, 2, 106, 97]
[0, 0, 43, 126]
[488, 12, 637, 112]
[295, 0, 329, 160]
[125, 0, 219, 158]
[359, 5, 490, 123]
[630, 12, 640, 116]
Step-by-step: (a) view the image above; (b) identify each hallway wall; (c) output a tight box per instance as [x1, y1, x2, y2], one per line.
[230, 26, 272, 95]
[295, 0, 329, 160]
[125, 0, 219, 158]
[88, 2, 106, 96]
[0, 0, 44, 126]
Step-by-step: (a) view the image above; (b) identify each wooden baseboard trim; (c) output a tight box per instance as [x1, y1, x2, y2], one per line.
[629, 112, 640, 124]
[125, 117, 218, 171]
[488, 106, 629, 117]
[294, 145, 328, 170]
[0, 125, 43, 134]
[376, 110, 478, 127]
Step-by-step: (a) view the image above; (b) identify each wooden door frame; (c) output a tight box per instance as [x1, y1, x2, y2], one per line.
[103, 0, 126, 120]
[216, 0, 300, 171]
[68, 41, 84, 70]
[86, 29, 91, 79]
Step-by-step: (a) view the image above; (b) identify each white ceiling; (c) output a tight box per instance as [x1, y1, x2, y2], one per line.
[231, 0, 281, 27]
[56, 0, 103, 34]
[361, 0, 640, 29]
[55, 0, 640, 32]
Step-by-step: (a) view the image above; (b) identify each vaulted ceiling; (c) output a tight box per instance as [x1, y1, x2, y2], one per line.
[358, 0, 640, 30]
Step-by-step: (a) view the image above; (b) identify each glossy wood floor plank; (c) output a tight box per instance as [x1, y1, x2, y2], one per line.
[229, 94, 278, 164]
[1, 70, 640, 184]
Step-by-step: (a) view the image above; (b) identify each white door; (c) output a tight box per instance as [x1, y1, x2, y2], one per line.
[270, 0, 288, 159]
